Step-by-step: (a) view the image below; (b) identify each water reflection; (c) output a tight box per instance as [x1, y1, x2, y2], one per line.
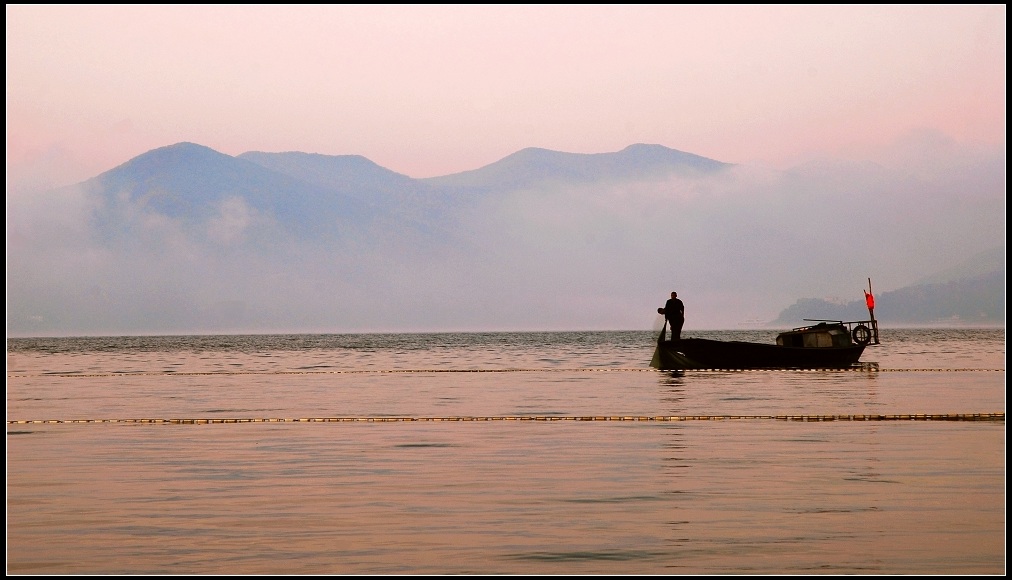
[6, 329, 1005, 574]
[657, 371, 686, 415]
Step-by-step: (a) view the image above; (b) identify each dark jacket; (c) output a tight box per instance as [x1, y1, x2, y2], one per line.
[664, 298, 684, 322]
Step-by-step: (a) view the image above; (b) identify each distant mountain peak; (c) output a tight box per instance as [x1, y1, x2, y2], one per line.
[421, 143, 731, 190]
[140, 141, 225, 159]
[101, 141, 234, 175]
[162, 141, 215, 151]
[237, 150, 415, 191]
[620, 143, 680, 153]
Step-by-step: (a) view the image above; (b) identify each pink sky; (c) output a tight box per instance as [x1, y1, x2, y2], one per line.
[6, 5, 1006, 188]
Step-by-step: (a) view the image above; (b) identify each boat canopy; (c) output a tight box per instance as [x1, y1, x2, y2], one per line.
[776, 323, 853, 348]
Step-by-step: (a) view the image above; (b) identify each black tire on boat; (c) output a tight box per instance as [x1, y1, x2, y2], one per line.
[852, 324, 872, 346]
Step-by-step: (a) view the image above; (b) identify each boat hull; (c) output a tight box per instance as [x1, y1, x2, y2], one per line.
[650, 338, 866, 370]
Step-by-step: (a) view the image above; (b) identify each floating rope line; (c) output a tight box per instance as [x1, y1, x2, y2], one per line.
[5, 367, 1005, 379]
[7, 413, 1005, 425]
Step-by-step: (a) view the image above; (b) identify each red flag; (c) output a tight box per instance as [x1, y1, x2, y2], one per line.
[864, 290, 875, 310]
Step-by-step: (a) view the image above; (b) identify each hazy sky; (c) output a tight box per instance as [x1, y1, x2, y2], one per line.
[7, 4, 1006, 189]
[6, 5, 1006, 336]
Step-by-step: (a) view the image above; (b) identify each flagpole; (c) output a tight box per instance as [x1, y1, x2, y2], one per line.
[866, 278, 879, 345]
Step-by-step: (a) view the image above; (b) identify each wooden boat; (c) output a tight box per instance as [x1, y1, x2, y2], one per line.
[651, 280, 880, 370]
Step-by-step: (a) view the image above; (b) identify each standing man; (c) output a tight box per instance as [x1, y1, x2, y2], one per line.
[662, 291, 685, 341]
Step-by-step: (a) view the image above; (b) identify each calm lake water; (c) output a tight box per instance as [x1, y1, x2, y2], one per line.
[6, 328, 1005, 574]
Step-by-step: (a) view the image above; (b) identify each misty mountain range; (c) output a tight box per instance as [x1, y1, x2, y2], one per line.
[773, 260, 1004, 326]
[7, 141, 1004, 336]
[87, 142, 732, 243]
